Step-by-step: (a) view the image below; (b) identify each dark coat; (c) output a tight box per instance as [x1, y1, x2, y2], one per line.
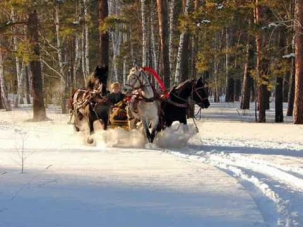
[108, 92, 125, 105]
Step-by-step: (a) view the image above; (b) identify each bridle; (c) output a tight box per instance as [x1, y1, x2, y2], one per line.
[191, 81, 209, 106]
[126, 69, 150, 90]
[126, 69, 156, 101]
[73, 83, 105, 111]
[168, 80, 209, 108]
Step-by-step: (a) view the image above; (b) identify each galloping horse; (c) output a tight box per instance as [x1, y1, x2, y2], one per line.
[70, 66, 110, 143]
[125, 66, 160, 143]
[160, 77, 210, 129]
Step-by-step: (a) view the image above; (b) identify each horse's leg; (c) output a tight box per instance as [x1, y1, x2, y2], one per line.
[142, 119, 152, 143]
[166, 119, 173, 128]
[89, 118, 94, 134]
[102, 114, 108, 130]
[128, 118, 136, 130]
[104, 111, 109, 130]
[73, 112, 82, 132]
[103, 121, 108, 130]
[150, 117, 159, 143]
[126, 106, 136, 130]
[180, 117, 189, 132]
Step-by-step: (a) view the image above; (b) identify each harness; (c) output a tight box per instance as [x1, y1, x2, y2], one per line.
[72, 84, 107, 116]
[165, 80, 208, 108]
[126, 69, 159, 113]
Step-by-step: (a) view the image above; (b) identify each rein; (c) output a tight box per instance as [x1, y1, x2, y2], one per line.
[126, 69, 157, 100]
[73, 84, 106, 112]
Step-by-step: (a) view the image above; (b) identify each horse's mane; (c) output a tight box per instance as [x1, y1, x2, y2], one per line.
[86, 66, 108, 94]
[171, 79, 194, 96]
[175, 79, 192, 90]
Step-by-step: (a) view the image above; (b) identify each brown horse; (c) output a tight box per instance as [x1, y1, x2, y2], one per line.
[70, 66, 110, 144]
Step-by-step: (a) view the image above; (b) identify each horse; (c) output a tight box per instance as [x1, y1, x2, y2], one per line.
[70, 66, 110, 144]
[125, 66, 160, 143]
[160, 77, 210, 130]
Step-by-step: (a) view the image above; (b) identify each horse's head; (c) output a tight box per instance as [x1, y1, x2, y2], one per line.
[125, 66, 146, 90]
[192, 77, 210, 109]
[94, 65, 108, 85]
[93, 65, 108, 95]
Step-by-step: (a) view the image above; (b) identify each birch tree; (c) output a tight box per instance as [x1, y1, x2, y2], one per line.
[156, 0, 170, 88]
[168, 0, 175, 74]
[174, 0, 190, 85]
[81, 0, 90, 83]
[150, 9, 158, 72]
[54, 3, 69, 113]
[0, 46, 12, 111]
[109, 0, 122, 82]
[141, 0, 148, 67]
[11, 9, 25, 107]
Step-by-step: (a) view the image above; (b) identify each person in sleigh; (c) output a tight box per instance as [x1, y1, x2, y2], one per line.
[108, 82, 128, 126]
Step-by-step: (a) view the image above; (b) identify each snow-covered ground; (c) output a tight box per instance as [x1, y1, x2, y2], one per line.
[0, 102, 302, 227]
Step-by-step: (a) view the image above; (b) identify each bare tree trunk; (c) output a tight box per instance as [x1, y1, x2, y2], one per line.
[0, 49, 12, 111]
[122, 24, 128, 85]
[235, 79, 241, 101]
[156, 0, 170, 88]
[191, 0, 203, 79]
[174, 0, 190, 84]
[83, 0, 90, 78]
[14, 61, 25, 107]
[27, 10, 46, 121]
[275, 75, 284, 122]
[55, 4, 68, 113]
[240, 41, 253, 109]
[287, 58, 295, 116]
[151, 10, 158, 72]
[214, 61, 220, 103]
[80, 0, 87, 83]
[283, 75, 290, 102]
[168, 0, 176, 75]
[109, 0, 122, 82]
[25, 65, 31, 104]
[99, 0, 109, 67]
[180, 35, 190, 82]
[225, 27, 234, 102]
[81, 25, 86, 84]
[141, 0, 148, 67]
[275, 29, 285, 123]
[255, 0, 267, 122]
[294, 0, 303, 124]
[11, 9, 25, 107]
[72, 36, 81, 90]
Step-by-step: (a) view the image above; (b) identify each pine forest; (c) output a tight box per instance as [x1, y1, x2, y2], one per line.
[0, 0, 303, 124]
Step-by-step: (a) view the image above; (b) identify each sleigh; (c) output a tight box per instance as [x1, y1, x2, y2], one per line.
[109, 101, 129, 130]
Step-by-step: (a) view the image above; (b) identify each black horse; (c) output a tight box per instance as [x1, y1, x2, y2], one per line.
[160, 77, 210, 129]
[86, 65, 108, 96]
[70, 66, 110, 143]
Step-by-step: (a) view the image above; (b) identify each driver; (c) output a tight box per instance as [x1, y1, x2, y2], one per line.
[108, 82, 125, 105]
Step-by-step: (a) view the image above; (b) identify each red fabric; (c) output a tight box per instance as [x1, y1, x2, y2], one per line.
[142, 67, 166, 92]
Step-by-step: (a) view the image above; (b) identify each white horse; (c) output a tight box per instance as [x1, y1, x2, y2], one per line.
[125, 66, 160, 143]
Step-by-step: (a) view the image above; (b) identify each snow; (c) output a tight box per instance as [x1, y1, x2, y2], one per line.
[0, 102, 302, 227]
[283, 53, 295, 59]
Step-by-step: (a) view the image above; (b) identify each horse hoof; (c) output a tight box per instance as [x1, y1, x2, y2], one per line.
[87, 137, 94, 144]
